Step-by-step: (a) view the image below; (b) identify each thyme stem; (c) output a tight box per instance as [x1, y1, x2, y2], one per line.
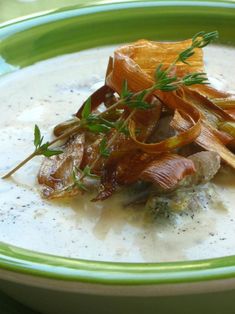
[2, 124, 83, 179]
[2, 152, 37, 179]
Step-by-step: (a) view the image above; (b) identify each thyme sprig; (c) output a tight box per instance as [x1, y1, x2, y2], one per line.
[2, 31, 218, 181]
[178, 30, 218, 65]
[33, 125, 63, 157]
[2, 125, 63, 179]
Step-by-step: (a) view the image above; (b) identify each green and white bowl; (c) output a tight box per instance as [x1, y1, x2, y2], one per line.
[1, 1, 235, 313]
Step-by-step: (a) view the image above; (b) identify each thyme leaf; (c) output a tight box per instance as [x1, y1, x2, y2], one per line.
[82, 165, 100, 179]
[99, 138, 110, 157]
[154, 64, 178, 90]
[127, 100, 152, 110]
[182, 72, 208, 86]
[114, 120, 129, 135]
[87, 124, 110, 133]
[34, 124, 43, 148]
[121, 79, 133, 99]
[72, 168, 88, 191]
[33, 125, 63, 157]
[81, 97, 91, 119]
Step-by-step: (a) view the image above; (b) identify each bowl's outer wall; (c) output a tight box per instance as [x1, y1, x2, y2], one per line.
[1, 277, 235, 314]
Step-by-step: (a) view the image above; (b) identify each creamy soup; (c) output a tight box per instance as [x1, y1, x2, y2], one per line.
[0, 45, 235, 263]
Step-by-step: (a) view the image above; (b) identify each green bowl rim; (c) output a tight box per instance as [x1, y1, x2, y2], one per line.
[1, 0, 235, 286]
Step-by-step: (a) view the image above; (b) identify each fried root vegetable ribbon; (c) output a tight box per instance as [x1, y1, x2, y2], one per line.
[94, 152, 196, 201]
[106, 38, 235, 167]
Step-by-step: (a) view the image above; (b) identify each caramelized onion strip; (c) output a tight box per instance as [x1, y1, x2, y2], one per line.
[76, 85, 114, 118]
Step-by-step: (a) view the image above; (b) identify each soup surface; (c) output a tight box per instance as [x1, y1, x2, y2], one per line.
[0, 45, 235, 262]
